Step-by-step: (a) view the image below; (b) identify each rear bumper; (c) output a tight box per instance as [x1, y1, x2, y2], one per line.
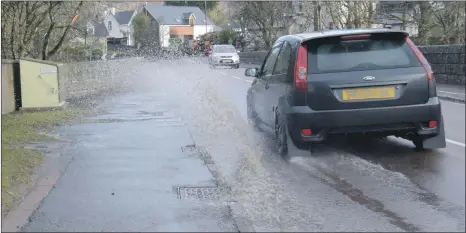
[211, 59, 240, 65]
[286, 97, 442, 143]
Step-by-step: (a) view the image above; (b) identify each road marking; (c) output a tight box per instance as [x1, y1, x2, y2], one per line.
[229, 75, 252, 83]
[218, 72, 227, 76]
[438, 90, 466, 96]
[446, 138, 465, 147]
[440, 100, 465, 106]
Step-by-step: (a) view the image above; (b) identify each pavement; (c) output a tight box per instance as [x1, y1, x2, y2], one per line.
[436, 83, 465, 103]
[4, 57, 465, 232]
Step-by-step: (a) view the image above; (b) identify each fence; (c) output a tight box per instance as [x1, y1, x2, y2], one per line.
[238, 44, 465, 86]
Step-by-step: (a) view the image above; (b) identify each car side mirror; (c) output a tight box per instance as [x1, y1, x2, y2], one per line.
[245, 68, 258, 77]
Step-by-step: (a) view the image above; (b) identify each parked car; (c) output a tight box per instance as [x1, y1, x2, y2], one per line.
[245, 28, 446, 156]
[208, 44, 240, 69]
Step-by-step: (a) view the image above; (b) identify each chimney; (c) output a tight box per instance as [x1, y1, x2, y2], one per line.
[111, 7, 116, 15]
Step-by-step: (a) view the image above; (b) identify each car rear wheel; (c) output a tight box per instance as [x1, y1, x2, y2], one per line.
[275, 116, 311, 157]
[275, 117, 288, 156]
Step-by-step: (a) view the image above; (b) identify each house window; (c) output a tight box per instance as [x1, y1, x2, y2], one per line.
[108, 21, 112, 30]
[298, 3, 303, 12]
[87, 27, 94, 35]
[189, 16, 194, 25]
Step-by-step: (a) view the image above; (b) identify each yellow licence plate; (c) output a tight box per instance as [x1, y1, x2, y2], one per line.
[342, 86, 395, 101]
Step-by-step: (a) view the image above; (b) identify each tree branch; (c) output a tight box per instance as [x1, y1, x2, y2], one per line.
[42, 2, 56, 60]
[9, 3, 18, 59]
[46, 1, 84, 59]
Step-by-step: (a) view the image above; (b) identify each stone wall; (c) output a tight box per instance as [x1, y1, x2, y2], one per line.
[418, 45, 465, 85]
[239, 45, 465, 86]
[58, 58, 145, 102]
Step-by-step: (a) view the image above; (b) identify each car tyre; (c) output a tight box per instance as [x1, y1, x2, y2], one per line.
[234, 64, 240, 69]
[275, 116, 288, 156]
[275, 114, 311, 158]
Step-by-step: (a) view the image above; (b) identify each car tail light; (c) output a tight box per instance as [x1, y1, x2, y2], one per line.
[428, 120, 438, 128]
[406, 38, 433, 82]
[301, 128, 312, 136]
[341, 34, 371, 40]
[295, 44, 308, 91]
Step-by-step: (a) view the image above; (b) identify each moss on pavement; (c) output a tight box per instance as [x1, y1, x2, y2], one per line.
[1, 109, 80, 217]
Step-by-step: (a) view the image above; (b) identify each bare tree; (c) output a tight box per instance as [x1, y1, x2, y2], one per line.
[320, 1, 377, 30]
[68, 2, 109, 45]
[377, 1, 464, 44]
[1, 1, 85, 60]
[430, 1, 465, 44]
[231, 1, 293, 48]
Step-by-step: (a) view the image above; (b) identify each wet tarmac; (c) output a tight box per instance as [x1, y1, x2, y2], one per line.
[22, 57, 465, 232]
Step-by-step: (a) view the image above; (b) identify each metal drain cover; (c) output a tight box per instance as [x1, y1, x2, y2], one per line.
[178, 187, 223, 201]
[181, 144, 197, 152]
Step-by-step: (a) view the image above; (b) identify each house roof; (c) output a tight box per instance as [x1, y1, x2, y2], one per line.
[91, 21, 109, 37]
[144, 5, 214, 25]
[182, 12, 194, 19]
[114, 10, 135, 25]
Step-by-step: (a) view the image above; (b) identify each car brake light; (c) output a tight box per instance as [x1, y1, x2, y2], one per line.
[295, 44, 308, 91]
[341, 34, 371, 40]
[406, 38, 433, 82]
[428, 120, 437, 128]
[301, 128, 312, 136]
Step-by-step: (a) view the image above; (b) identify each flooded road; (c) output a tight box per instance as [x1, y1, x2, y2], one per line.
[23, 57, 464, 232]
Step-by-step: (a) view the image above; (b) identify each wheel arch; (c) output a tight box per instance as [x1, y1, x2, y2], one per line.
[275, 96, 291, 126]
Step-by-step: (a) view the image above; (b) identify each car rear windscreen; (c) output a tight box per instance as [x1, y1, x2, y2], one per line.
[307, 34, 422, 74]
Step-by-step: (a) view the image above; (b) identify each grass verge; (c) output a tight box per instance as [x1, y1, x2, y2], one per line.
[1, 109, 80, 217]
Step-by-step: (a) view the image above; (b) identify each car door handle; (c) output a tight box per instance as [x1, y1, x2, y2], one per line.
[265, 83, 270, 89]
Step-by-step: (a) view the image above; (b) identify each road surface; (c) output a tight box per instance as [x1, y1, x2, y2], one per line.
[22, 57, 465, 232]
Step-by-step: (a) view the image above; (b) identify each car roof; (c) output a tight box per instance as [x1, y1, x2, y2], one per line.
[280, 28, 409, 43]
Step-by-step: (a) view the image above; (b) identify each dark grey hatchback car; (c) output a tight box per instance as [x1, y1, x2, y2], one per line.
[245, 29, 446, 156]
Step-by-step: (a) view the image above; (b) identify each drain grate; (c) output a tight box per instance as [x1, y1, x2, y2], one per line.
[178, 186, 224, 201]
[181, 144, 197, 152]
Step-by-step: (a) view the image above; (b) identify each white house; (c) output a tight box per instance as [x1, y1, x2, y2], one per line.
[103, 8, 138, 46]
[142, 5, 216, 47]
[103, 8, 124, 41]
[114, 10, 138, 46]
